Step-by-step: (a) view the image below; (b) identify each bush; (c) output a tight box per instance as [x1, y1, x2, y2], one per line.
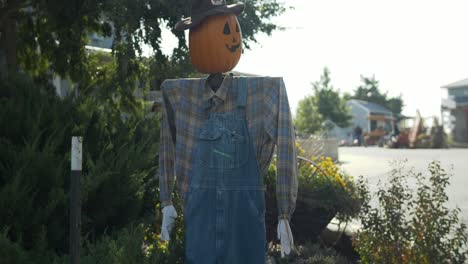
[0, 229, 32, 264]
[354, 160, 468, 264]
[268, 240, 350, 264]
[0, 76, 73, 254]
[430, 118, 447, 148]
[0, 227, 61, 264]
[51, 223, 172, 264]
[0, 74, 160, 261]
[300, 156, 362, 222]
[80, 225, 148, 264]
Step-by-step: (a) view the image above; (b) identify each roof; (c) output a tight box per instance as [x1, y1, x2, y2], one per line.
[441, 78, 468, 89]
[347, 99, 393, 115]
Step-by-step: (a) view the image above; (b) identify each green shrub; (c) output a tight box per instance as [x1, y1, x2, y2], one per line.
[268, 240, 350, 264]
[0, 229, 32, 264]
[0, 74, 161, 261]
[430, 118, 447, 148]
[354, 160, 468, 264]
[0, 76, 72, 254]
[51, 217, 186, 264]
[0, 227, 62, 264]
[51, 224, 152, 264]
[80, 224, 150, 264]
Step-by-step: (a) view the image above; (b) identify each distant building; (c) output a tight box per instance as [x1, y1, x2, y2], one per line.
[441, 78, 468, 145]
[87, 32, 113, 50]
[53, 30, 114, 98]
[348, 99, 394, 132]
[53, 27, 155, 108]
[335, 99, 394, 144]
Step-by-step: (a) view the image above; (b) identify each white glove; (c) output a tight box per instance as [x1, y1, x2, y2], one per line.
[160, 205, 177, 241]
[277, 219, 294, 257]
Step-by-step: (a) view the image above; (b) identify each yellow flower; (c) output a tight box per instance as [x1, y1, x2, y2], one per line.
[295, 141, 306, 156]
[157, 239, 169, 253]
[295, 141, 353, 190]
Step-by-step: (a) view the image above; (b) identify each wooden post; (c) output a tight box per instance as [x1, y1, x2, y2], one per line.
[70, 136, 82, 264]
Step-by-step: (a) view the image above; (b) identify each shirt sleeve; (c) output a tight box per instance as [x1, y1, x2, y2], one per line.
[264, 77, 299, 221]
[159, 81, 177, 208]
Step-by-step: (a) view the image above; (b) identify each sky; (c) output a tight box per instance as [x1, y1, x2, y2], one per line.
[159, 0, 468, 119]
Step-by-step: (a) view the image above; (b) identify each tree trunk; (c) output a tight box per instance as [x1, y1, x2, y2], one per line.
[0, 31, 7, 80]
[0, 0, 20, 80]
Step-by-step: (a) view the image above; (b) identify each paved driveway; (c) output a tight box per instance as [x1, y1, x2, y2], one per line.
[339, 147, 468, 226]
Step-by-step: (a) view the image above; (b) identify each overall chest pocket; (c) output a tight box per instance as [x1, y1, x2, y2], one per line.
[196, 126, 249, 169]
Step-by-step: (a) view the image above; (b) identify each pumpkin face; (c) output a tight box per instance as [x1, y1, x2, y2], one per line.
[189, 14, 242, 74]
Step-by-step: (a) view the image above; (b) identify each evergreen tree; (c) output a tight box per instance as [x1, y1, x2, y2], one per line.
[352, 75, 404, 116]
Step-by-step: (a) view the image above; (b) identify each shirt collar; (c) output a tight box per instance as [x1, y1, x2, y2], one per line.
[203, 73, 233, 103]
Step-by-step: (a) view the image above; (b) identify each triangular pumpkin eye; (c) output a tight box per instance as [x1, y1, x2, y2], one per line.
[223, 22, 231, 35]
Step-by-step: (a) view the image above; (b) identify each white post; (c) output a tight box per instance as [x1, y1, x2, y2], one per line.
[71, 137, 83, 171]
[70, 136, 82, 264]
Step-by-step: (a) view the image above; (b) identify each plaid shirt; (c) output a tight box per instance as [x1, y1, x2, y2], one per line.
[158, 74, 298, 220]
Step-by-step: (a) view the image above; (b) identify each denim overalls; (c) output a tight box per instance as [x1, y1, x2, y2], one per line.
[184, 77, 267, 264]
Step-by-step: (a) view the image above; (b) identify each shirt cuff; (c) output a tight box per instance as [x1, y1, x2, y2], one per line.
[278, 213, 290, 221]
[161, 200, 173, 208]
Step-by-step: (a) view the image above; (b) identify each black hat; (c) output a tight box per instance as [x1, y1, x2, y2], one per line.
[175, 0, 244, 31]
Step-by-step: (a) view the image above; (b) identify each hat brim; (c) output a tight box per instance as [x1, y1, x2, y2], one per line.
[175, 4, 244, 31]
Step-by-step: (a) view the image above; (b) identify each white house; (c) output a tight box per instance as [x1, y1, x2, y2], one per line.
[441, 78, 468, 146]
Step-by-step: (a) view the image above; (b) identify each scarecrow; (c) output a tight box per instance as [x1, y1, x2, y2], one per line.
[158, 0, 298, 262]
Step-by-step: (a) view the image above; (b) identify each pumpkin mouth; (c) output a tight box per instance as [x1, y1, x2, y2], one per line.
[225, 43, 240, 53]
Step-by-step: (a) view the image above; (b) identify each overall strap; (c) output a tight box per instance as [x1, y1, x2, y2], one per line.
[236, 77, 247, 110]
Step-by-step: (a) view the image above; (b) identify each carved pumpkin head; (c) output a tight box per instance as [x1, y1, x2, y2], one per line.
[189, 14, 242, 74]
